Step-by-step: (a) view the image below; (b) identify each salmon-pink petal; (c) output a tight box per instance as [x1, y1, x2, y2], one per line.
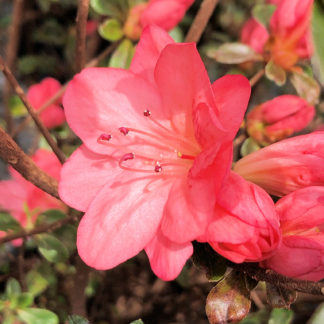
[39, 105, 65, 129]
[59, 145, 120, 211]
[31, 149, 62, 180]
[145, 228, 193, 281]
[140, 0, 194, 31]
[63, 68, 163, 154]
[154, 43, 223, 145]
[0, 180, 26, 215]
[211, 74, 251, 141]
[77, 176, 172, 270]
[130, 25, 174, 84]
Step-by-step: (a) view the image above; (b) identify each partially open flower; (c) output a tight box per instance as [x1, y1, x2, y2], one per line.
[263, 187, 324, 281]
[234, 132, 324, 197]
[247, 95, 315, 146]
[0, 150, 65, 231]
[206, 172, 281, 263]
[59, 26, 251, 280]
[27, 77, 65, 129]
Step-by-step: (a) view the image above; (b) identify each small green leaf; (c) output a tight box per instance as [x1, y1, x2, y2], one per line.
[0, 212, 21, 232]
[169, 26, 184, 43]
[6, 278, 21, 299]
[252, 4, 276, 27]
[238, 309, 269, 324]
[98, 18, 124, 42]
[9, 95, 26, 118]
[241, 138, 261, 157]
[109, 39, 135, 69]
[265, 60, 286, 86]
[268, 308, 293, 324]
[266, 283, 297, 309]
[207, 42, 263, 64]
[35, 234, 69, 263]
[130, 320, 144, 324]
[308, 302, 324, 324]
[17, 308, 59, 324]
[16, 293, 34, 308]
[26, 270, 49, 297]
[290, 70, 320, 105]
[66, 315, 90, 324]
[90, 0, 123, 18]
[36, 209, 66, 226]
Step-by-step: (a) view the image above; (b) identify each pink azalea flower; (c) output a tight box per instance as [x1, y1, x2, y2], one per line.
[240, 18, 269, 55]
[206, 172, 281, 263]
[59, 26, 251, 280]
[234, 132, 324, 197]
[0, 150, 65, 238]
[123, 0, 194, 40]
[263, 187, 324, 281]
[247, 95, 315, 146]
[27, 77, 66, 129]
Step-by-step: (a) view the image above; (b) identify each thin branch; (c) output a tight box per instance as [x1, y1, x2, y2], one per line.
[11, 41, 119, 138]
[3, 0, 25, 133]
[249, 69, 265, 88]
[75, 0, 90, 72]
[0, 213, 81, 245]
[0, 127, 59, 199]
[185, 0, 219, 43]
[0, 56, 66, 164]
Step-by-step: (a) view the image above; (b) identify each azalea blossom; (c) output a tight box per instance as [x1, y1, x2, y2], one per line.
[263, 187, 324, 281]
[0, 149, 65, 231]
[59, 25, 251, 280]
[206, 172, 281, 263]
[240, 0, 313, 70]
[123, 0, 194, 40]
[234, 132, 324, 197]
[27, 77, 66, 129]
[246, 95, 315, 146]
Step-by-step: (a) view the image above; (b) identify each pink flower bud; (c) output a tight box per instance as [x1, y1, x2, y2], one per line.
[27, 77, 65, 129]
[247, 95, 315, 145]
[234, 132, 324, 197]
[262, 187, 324, 281]
[240, 18, 269, 55]
[206, 172, 281, 263]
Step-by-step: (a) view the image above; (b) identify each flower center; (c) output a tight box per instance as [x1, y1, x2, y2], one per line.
[97, 110, 200, 175]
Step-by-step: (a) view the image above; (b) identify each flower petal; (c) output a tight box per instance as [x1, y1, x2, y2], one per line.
[145, 227, 193, 281]
[77, 175, 172, 270]
[63, 68, 163, 154]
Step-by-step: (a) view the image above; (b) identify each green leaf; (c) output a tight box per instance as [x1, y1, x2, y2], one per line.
[36, 209, 66, 226]
[90, 0, 123, 18]
[241, 138, 261, 157]
[312, 2, 324, 86]
[169, 26, 184, 43]
[252, 4, 276, 27]
[238, 309, 269, 324]
[9, 95, 26, 118]
[16, 293, 34, 308]
[26, 270, 49, 297]
[0, 212, 21, 232]
[109, 39, 135, 69]
[98, 18, 124, 41]
[35, 234, 69, 263]
[290, 70, 320, 105]
[308, 302, 324, 324]
[265, 60, 286, 86]
[268, 308, 293, 324]
[130, 320, 144, 324]
[6, 278, 21, 299]
[266, 283, 297, 309]
[207, 42, 263, 64]
[66, 315, 90, 324]
[17, 308, 59, 324]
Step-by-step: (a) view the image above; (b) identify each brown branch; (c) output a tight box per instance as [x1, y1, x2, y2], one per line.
[185, 0, 219, 43]
[3, 0, 25, 133]
[249, 69, 265, 88]
[0, 213, 81, 245]
[0, 56, 66, 164]
[75, 0, 90, 72]
[233, 263, 324, 296]
[0, 127, 59, 199]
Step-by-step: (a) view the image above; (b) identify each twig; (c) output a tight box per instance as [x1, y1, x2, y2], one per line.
[11, 41, 119, 138]
[185, 0, 219, 43]
[0, 127, 59, 199]
[249, 69, 265, 88]
[0, 56, 66, 164]
[250, 290, 265, 309]
[18, 239, 26, 290]
[233, 263, 324, 296]
[75, 0, 90, 72]
[3, 0, 25, 133]
[0, 213, 81, 245]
